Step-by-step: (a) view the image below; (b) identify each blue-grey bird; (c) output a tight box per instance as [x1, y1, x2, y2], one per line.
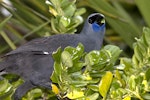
[0, 13, 105, 99]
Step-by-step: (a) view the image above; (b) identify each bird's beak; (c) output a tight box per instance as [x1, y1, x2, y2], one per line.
[101, 18, 105, 24]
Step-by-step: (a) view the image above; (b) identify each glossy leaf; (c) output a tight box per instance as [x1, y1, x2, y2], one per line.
[50, 71, 59, 83]
[87, 85, 99, 92]
[46, 0, 84, 34]
[64, 43, 84, 62]
[104, 45, 122, 64]
[68, 62, 83, 73]
[51, 84, 59, 94]
[0, 79, 12, 96]
[132, 27, 150, 68]
[66, 89, 84, 99]
[61, 51, 73, 68]
[123, 96, 131, 100]
[128, 75, 136, 91]
[52, 47, 62, 63]
[86, 93, 99, 100]
[85, 49, 111, 71]
[99, 71, 113, 99]
[120, 58, 133, 75]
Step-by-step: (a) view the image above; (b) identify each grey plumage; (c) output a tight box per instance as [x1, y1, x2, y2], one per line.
[0, 13, 105, 99]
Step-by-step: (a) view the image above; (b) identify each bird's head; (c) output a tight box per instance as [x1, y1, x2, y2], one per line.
[88, 13, 105, 33]
[81, 13, 105, 37]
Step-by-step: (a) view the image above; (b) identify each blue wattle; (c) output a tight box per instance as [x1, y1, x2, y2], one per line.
[92, 22, 101, 32]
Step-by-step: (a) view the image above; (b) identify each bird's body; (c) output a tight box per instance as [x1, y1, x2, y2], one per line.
[0, 13, 105, 99]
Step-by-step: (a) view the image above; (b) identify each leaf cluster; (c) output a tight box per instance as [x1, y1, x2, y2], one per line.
[51, 43, 121, 99]
[50, 27, 150, 100]
[109, 28, 150, 100]
[1, 28, 150, 100]
[46, 0, 85, 34]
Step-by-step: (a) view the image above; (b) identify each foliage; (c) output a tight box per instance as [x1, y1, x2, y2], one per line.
[0, 0, 150, 54]
[50, 28, 150, 100]
[50, 43, 121, 99]
[108, 27, 150, 100]
[1, 0, 150, 100]
[1, 28, 150, 99]
[0, 0, 85, 53]
[46, 0, 86, 34]
[77, 0, 150, 48]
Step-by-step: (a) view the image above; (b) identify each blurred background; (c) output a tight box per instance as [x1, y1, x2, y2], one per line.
[0, 0, 149, 57]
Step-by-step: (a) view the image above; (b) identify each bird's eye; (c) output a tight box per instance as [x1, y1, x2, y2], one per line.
[88, 17, 94, 24]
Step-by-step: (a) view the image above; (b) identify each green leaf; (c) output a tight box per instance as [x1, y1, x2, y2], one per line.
[85, 50, 110, 71]
[87, 85, 99, 92]
[23, 88, 43, 100]
[145, 68, 150, 81]
[143, 27, 150, 46]
[99, 71, 113, 99]
[134, 45, 143, 63]
[120, 58, 133, 74]
[136, 41, 147, 56]
[64, 43, 84, 62]
[85, 50, 100, 66]
[128, 75, 136, 91]
[86, 93, 99, 100]
[63, 4, 76, 17]
[0, 79, 12, 95]
[135, 0, 150, 27]
[132, 27, 150, 68]
[61, 51, 73, 68]
[74, 8, 86, 16]
[115, 70, 126, 88]
[0, 31, 16, 50]
[50, 64, 60, 83]
[68, 62, 83, 73]
[52, 47, 62, 63]
[141, 93, 150, 100]
[51, 47, 63, 83]
[71, 80, 88, 87]
[132, 55, 139, 68]
[104, 45, 122, 64]
[0, 15, 12, 30]
[50, 71, 59, 83]
[60, 16, 70, 27]
[0, 14, 15, 50]
[0, 78, 13, 100]
[47, 0, 85, 34]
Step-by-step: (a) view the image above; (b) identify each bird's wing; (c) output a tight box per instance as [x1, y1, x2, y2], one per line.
[6, 34, 80, 56]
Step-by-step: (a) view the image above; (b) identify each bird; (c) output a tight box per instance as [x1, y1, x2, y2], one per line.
[0, 13, 105, 99]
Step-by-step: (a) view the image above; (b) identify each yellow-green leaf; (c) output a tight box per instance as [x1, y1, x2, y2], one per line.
[66, 89, 84, 99]
[51, 83, 59, 94]
[99, 71, 113, 99]
[123, 96, 131, 100]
